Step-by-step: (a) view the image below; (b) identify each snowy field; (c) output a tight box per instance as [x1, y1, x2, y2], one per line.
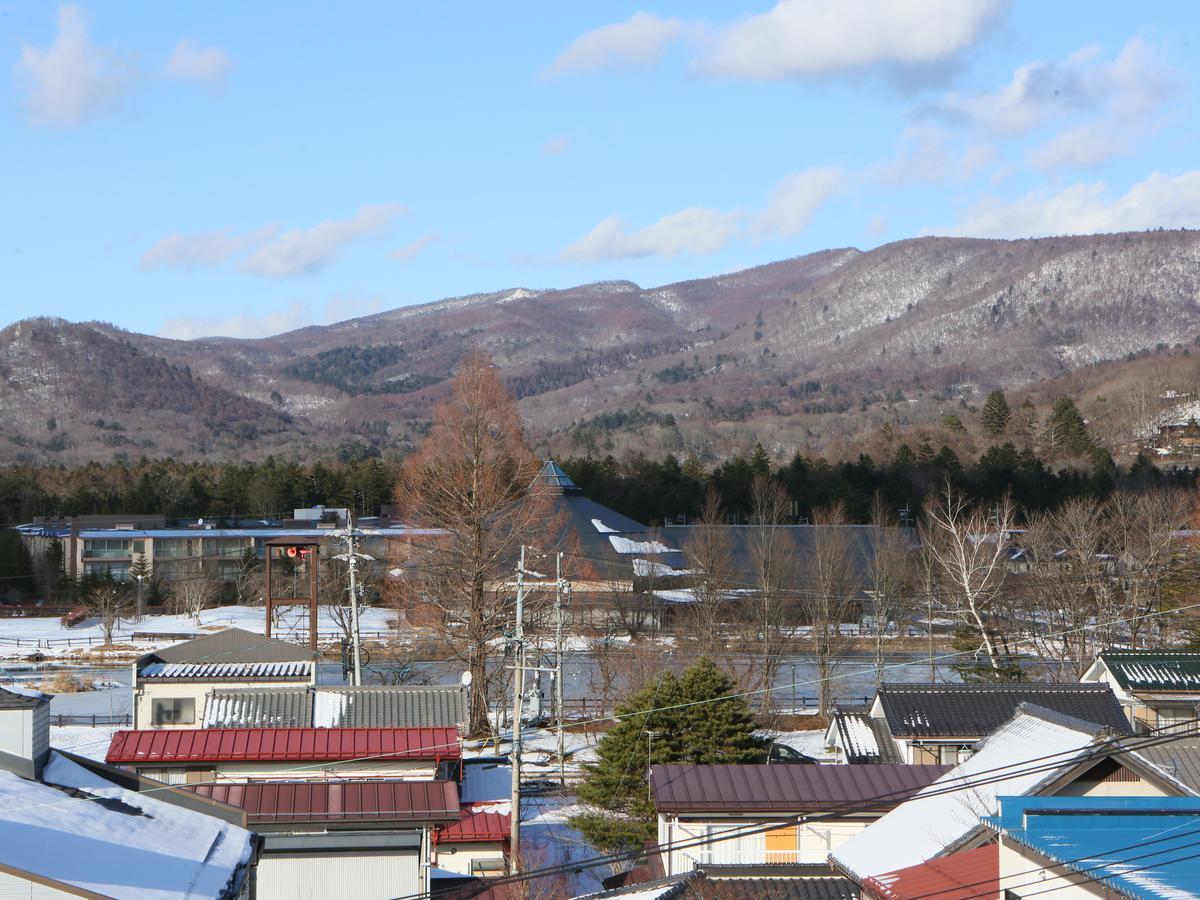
[0, 605, 399, 660]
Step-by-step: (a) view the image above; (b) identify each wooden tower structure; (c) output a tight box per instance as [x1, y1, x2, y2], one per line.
[264, 537, 321, 650]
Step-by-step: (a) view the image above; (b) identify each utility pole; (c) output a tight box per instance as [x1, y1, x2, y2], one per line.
[333, 514, 370, 686]
[509, 546, 528, 874]
[555, 552, 567, 787]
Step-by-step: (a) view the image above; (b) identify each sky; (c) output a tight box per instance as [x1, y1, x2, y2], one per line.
[2, 1, 1199, 339]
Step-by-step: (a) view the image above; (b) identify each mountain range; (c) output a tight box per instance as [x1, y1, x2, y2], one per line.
[3, 229, 1199, 465]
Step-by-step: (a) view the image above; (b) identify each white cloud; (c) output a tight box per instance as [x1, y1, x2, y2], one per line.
[141, 225, 276, 271]
[695, 0, 1007, 81]
[542, 134, 571, 156]
[166, 39, 232, 88]
[945, 171, 1200, 239]
[924, 36, 1178, 172]
[241, 203, 409, 277]
[158, 294, 383, 340]
[14, 3, 138, 127]
[563, 207, 742, 262]
[389, 232, 439, 263]
[543, 12, 686, 78]
[755, 167, 845, 237]
[869, 123, 995, 186]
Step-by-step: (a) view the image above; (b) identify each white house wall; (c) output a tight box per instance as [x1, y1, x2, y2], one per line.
[256, 850, 420, 900]
[657, 815, 869, 874]
[432, 842, 505, 877]
[0, 869, 78, 899]
[134, 679, 313, 729]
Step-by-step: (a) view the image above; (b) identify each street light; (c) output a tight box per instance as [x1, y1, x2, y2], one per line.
[645, 731, 659, 801]
[135, 574, 145, 622]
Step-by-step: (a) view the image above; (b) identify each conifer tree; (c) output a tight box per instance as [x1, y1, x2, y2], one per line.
[981, 389, 1011, 436]
[571, 659, 766, 852]
[1048, 396, 1092, 456]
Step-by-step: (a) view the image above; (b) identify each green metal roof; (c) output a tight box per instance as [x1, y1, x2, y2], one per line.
[1098, 650, 1200, 692]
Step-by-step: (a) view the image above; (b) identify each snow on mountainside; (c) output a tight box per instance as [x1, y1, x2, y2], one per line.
[3, 230, 1200, 463]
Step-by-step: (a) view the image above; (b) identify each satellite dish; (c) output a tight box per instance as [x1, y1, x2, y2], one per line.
[460, 671, 473, 687]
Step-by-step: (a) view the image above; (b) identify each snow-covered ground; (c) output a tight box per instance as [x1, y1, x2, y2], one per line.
[0, 606, 399, 660]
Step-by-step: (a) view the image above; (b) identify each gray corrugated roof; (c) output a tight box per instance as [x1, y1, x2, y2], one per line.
[199, 685, 467, 729]
[1132, 737, 1200, 793]
[877, 683, 1132, 738]
[315, 686, 467, 728]
[204, 687, 312, 728]
[590, 872, 857, 899]
[0, 686, 49, 709]
[140, 661, 312, 681]
[149, 628, 317, 665]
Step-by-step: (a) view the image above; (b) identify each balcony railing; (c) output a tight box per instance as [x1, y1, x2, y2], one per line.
[680, 849, 803, 867]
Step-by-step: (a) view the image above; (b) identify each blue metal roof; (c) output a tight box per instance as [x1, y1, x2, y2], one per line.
[985, 795, 1200, 899]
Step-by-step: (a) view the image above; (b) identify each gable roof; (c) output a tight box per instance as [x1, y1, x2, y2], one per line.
[875, 682, 1131, 738]
[140, 660, 313, 681]
[831, 705, 1109, 883]
[437, 808, 511, 842]
[1095, 650, 1200, 692]
[650, 763, 949, 814]
[106, 726, 461, 765]
[828, 706, 901, 764]
[587, 872, 858, 900]
[202, 685, 468, 729]
[0, 686, 49, 710]
[190, 778, 460, 825]
[861, 845, 998, 900]
[0, 750, 252, 900]
[985, 795, 1200, 900]
[139, 627, 315, 673]
[1127, 734, 1200, 794]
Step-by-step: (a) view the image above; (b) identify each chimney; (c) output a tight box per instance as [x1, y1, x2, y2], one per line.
[0, 686, 51, 780]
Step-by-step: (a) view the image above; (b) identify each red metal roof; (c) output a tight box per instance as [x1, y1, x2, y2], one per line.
[650, 764, 951, 813]
[188, 779, 460, 824]
[437, 808, 511, 843]
[861, 844, 999, 900]
[106, 727, 461, 765]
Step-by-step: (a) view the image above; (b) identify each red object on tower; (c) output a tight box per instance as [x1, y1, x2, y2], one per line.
[264, 537, 321, 649]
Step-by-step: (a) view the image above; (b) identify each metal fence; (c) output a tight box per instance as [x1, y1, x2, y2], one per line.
[49, 714, 131, 727]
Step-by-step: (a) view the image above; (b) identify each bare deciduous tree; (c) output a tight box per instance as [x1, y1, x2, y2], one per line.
[86, 581, 132, 644]
[743, 475, 795, 716]
[391, 350, 551, 735]
[805, 503, 860, 716]
[1110, 488, 1192, 646]
[923, 487, 1016, 677]
[170, 574, 221, 624]
[681, 490, 733, 656]
[865, 493, 915, 686]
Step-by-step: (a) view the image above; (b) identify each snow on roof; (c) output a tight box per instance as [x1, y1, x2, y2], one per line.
[632, 558, 693, 577]
[841, 712, 881, 760]
[608, 535, 674, 555]
[591, 518, 616, 533]
[140, 661, 312, 680]
[831, 706, 1104, 882]
[0, 751, 252, 899]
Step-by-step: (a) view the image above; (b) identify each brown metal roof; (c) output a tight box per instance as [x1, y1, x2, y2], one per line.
[148, 627, 317, 665]
[650, 764, 950, 814]
[188, 779, 460, 824]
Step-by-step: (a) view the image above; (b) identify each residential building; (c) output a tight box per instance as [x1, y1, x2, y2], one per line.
[132, 628, 318, 729]
[650, 763, 949, 875]
[826, 683, 1131, 764]
[106, 725, 462, 783]
[583, 871, 859, 899]
[987, 795, 1200, 898]
[1082, 649, 1200, 732]
[431, 756, 514, 882]
[192, 778, 459, 900]
[203, 683, 469, 730]
[830, 704, 1185, 889]
[0, 686, 256, 899]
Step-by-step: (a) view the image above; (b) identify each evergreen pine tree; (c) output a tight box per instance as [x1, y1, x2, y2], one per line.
[1048, 397, 1092, 455]
[571, 659, 765, 852]
[750, 442, 771, 477]
[981, 389, 1011, 436]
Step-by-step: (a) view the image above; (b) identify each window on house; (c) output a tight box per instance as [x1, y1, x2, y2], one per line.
[1156, 707, 1198, 733]
[151, 698, 195, 725]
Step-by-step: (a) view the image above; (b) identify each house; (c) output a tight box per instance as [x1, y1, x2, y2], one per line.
[203, 684, 469, 730]
[106, 725, 461, 783]
[1082, 649, 1200, 732]
[860, 845, 998, 900]
[132, 628, 318, 728]
[650, 763, 949, 875]
[826, 683, 1131, 764]
[986, 795, 1200, 898]
[830, 704, 1186, 888]
[0, 686, 256, 899]
[431, 756, 513, 880]
[581, 870, 859, 899]
[192, 778, 459, 900]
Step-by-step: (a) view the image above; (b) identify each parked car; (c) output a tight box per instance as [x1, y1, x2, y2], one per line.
[766, 740, 819, 764]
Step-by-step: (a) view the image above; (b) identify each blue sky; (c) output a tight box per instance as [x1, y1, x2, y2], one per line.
[3, 1, 1198, 338]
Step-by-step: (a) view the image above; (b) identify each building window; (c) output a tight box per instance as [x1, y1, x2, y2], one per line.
[1156, 707, 1198, 733]
[152, 698, 196, 725]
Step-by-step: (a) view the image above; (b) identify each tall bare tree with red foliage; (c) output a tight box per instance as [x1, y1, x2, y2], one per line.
[392, 351, 549, 735]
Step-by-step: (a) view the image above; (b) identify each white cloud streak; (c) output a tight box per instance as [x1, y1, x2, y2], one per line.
[755, 167, 846, 237]
[543, 12, 686, 78]
[541, 134, 571, 156]
[141, 226, 276, 271]
[242, 203, 408, 277]
[166, 39, 233, 88]
[389, 232, 439, 263]
[563, 208, 743, 262]
[945, 171, 1200, 239]
[15, 4, 138, 127]
[158, 294, 384, 340]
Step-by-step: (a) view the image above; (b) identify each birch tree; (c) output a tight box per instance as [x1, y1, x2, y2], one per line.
[923, 486, 1016, 678]
[804, 503, 859, 715]
[743, 475, 795, 716]
[865, 493, 915, 686]
[682, 490, 733, 656]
